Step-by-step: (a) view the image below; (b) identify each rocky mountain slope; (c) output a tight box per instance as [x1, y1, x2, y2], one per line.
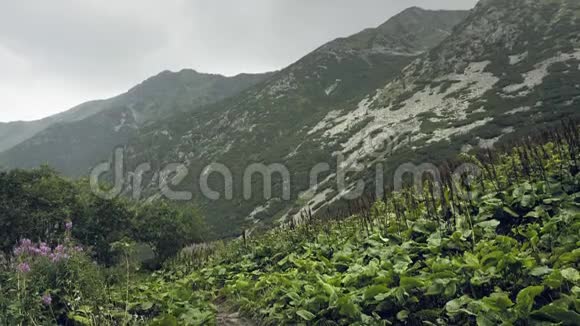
[291, 0, 580, 222]
[0, 70, 273, 176]
[121, 8, 470, 237]
[131, 0, 580, 238]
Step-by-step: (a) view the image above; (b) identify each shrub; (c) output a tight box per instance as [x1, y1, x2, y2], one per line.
[0, 224, 107, 325]
[133, 202, 207, 264]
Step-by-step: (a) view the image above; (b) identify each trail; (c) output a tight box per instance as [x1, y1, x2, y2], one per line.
[215, 302, 256, 326]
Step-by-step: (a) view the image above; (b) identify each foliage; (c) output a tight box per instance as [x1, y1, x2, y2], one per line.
[1, 125, 579, 325]
[95, 124, 579, 325]
[132, 202, 207, 264]
[0, 167, 207, 266]
[0, 226, 109, 325]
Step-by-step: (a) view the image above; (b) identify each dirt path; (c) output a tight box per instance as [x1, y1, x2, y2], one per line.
[215, 302, 256, 326]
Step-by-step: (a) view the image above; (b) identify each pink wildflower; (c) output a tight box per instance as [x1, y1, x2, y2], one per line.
[17, 262, 31, 273]
[42, 294, 52, 305]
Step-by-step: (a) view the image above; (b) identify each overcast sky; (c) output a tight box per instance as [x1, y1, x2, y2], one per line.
[0, 0, 478, 122]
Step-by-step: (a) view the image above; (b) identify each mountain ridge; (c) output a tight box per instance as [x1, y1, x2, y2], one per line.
[0, 70, 274, 175]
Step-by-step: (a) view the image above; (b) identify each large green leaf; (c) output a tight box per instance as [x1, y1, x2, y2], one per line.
[296, 309, 316, 321]
[515, 285, 544, 316]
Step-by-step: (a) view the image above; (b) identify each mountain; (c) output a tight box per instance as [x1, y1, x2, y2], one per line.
[0, 99, 112, 153]
[0, 70, 273, 176]
[128, 0, 580, 238]
[119, 8, 470, 237]
[6, 1, 577, 240]
[286, 0, 580, 220]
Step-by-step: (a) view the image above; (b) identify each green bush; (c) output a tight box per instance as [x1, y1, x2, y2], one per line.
[0, 167, 208, 266]
[133, 202, 207, 264]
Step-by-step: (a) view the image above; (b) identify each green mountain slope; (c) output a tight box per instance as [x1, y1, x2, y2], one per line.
[0, 70, 273, 176]
[0, 99, 112, 153]
[123, 8, 470, 237]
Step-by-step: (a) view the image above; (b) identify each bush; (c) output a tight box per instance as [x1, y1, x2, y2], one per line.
[0, 167, 208, 266]
[133, 202, 207, 264]
[0, 226, 107, 325]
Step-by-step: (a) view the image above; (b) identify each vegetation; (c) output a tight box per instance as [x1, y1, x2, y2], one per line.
[134, 122, 579, 325]
[1, 1, 580, 325]
[1, 122, 577, 325]
[0, 167, 208, 266]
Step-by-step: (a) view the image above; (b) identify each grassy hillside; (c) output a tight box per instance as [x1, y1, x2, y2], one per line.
[125, 122, 579, 325]
[2, 122, 575, 325]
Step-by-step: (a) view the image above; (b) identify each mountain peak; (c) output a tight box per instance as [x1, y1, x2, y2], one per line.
[400, 6, 426, 13]
[315, 8, 469, 57]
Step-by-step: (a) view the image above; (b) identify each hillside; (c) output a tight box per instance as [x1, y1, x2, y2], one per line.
[132, 126, 578, 325]
[0, 70, 273, 176]
[123, 8, 470, 237]
[126, 0, 580, 238]
[0, 99, 111, 153]
[280, 0, 580, 224]
[3, 0, 580, 241]
[2, 119, 576, 325]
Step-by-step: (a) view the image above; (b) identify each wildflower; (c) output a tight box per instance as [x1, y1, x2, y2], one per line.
[20, 239, 33, 247]
[42, 294, 52, 305]
[50, 252, 65, 263]
[14, 239, 33, 256]
[39, 243, 51, 256]
[65, 221, 73, 230]
[17, 262, 31, 273]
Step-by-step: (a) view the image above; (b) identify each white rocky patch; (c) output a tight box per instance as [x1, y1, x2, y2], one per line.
[113, 112, 138, 132]
[307, 110, 342, 136]
[428, 118, 493, 144]
[321, 98, 374, 139]
[285, 143, 303, 159]
[462, 144, 474, 153]
[503, 49, 580, 96]
[477, 126, 515, 149]
[263, 73, 298, 98]
[502, 126, 515, 134]
[325, 79, 341, 96]
[246, 199, 282, 228]
[505, 106, 531, 115]
[246, 203, 269, 222]
[396, 61, 499, 121]
[158, 130, 172, 140]
[509, 51, 528, 65]
[478, 136, 501, 149]
[113, 117, 126, 132]
[290, 188, 335, 224]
